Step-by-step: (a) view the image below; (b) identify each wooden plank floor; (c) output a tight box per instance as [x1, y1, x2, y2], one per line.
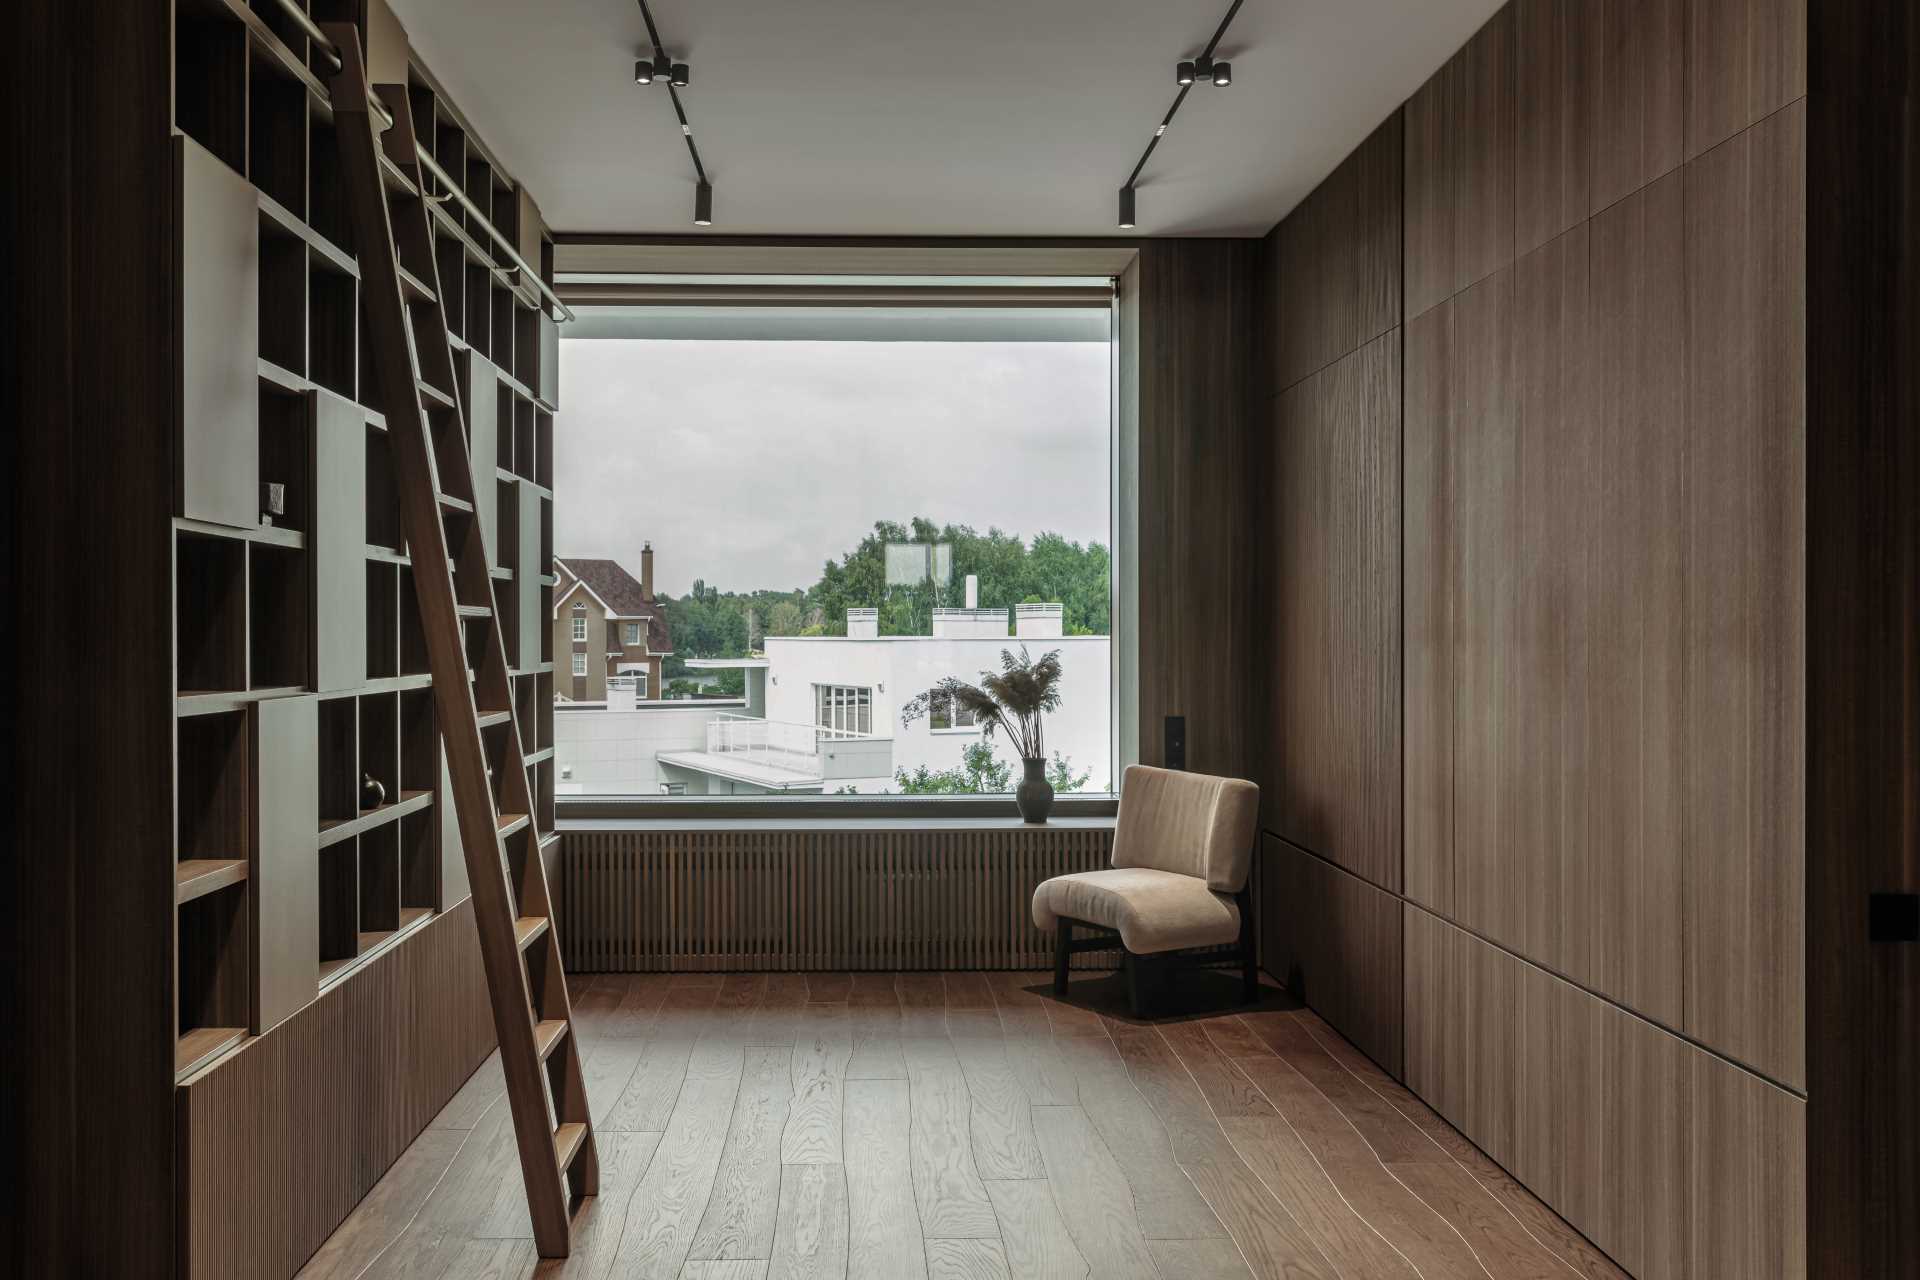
[297, 970, 1629, 1280]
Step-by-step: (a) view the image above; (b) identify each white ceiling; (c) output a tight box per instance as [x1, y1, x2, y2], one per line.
[392, 0, 1503, 239]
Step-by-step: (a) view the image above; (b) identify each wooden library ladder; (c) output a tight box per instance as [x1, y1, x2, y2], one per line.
[320, 26, 596, 1258]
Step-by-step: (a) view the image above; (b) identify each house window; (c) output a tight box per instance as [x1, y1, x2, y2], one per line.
[814, 684, 872, 736]
[624, 622, 642, 646]
[929, 688, 978, 732]
[571, 652, 587, 677]
[571, 607, 587, 643]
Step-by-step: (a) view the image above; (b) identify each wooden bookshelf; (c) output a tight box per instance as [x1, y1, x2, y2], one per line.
[165, 0, 559, 1148]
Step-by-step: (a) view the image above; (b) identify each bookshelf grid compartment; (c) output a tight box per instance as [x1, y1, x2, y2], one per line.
[166, 0, 559, 1109]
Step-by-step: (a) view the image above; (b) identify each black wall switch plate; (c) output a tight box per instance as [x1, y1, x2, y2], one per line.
[1869, 892, 1919, 943]
[1164, 715, 1186, 771]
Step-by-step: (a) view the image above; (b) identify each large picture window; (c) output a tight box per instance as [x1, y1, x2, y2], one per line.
[551, 279, 1114, 802]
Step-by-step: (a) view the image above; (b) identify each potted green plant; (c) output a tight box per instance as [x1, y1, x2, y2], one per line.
[901, 646, 1065, 822]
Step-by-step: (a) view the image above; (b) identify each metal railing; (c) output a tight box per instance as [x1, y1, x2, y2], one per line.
[705, 712, 869, 778]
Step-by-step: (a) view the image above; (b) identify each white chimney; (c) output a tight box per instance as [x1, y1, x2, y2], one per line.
[846, 607, 879, 639]
[964, 574, 979, 609]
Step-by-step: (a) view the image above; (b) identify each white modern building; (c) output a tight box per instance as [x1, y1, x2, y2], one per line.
[552, 593, 1111, 796]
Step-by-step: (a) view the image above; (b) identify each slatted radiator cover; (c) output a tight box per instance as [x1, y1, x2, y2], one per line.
[563, 825, 1121, 972]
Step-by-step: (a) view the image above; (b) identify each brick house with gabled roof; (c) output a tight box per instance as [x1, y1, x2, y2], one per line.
[552, 544, 672, 701]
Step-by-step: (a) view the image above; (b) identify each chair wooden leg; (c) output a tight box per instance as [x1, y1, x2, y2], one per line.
[1243, 940, 1259, 1004]
[1054, 921, 1071, 995]
[1126, 949, 1142, 1018]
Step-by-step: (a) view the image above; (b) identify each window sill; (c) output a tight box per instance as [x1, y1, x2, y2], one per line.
[557, 792, 1118, 828]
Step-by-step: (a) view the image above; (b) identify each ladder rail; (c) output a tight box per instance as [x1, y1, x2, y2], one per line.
[321, 26, 597, 1258]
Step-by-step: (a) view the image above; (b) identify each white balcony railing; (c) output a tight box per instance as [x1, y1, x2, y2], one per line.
[705, 712, 869, 779]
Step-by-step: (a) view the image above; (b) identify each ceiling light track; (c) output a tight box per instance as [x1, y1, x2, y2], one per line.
[632, 0, 714, 225]
[1116, 0, 1243, 228]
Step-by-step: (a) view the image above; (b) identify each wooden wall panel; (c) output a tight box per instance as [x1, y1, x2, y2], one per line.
[177, 905, 494, 1278]
[1274, 113, 1402, 389]
[1455, 7, 1518, 289]
[1510, 224, 1594, 982]
[1805, 5, 1918, 1274]
[1682, 102, 1807, 1089]
[1590, 0, 1686, 212]
[1270, 838, 1403, 1077]
[1268, 332, 1403, 890]
[1403, 64, 1456, 320]
[1687, 0, 1808, 158]
[1404, 906, 1806, 1280]
[1449, 269, 1519, 945]
[1514, 0, 1594, 255]
[1401, 302, 1454, 915]
[1135, 239, 1258, 781]
[1585, 169, 1687, 1028]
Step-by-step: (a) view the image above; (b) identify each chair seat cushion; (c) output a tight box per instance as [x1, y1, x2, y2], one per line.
[1031, 868, 1241, 955]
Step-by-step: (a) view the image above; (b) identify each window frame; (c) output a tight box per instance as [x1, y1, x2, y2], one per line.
[624, 621, 643, 647]
[571, 651, 588, 677]
[552, 249, 1134, 820]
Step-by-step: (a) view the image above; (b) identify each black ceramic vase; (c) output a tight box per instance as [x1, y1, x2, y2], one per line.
[1016, 757, 1054, 824]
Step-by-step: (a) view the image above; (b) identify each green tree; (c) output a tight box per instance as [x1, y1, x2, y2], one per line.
[892, 740, 1014, 794]
[1047, 752, 1091, 793]
[766, 600, 804, 636]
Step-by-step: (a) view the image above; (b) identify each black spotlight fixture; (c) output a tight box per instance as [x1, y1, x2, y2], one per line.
[1121, 0, 1245, 231]
[633, 57, 654, 84]
[694, 180, 713, 226]
[652, 49, 672, 80]
[670, 62, 690, 87]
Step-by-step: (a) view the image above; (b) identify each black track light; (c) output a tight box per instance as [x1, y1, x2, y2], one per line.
[1118, 186, 1136, 229]
[694, 180, 713, 226]
[653, 50, 672, 79]
[671, 62, 690, 88]
[1212, 60, 1232, 86]
[1193, 55, 1213, 82]
[634, 58, 654, 85]
[1176, 60, 1195, 86]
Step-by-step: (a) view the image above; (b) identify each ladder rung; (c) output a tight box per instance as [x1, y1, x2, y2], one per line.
[437, 492, 474, 515]
[534, 1018, 568, 1060]
[514, 915, 548, 949]
[553, 1122, 588, 1172]
[476, 710, 511, 729]
[456, 603, 492, 619]
[499, 813, 531, 838]
[398, 265, 437, 305]
[417, 379, 456, 410]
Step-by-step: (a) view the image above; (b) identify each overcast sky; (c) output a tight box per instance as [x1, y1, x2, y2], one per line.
[555, 339, 1111, 597]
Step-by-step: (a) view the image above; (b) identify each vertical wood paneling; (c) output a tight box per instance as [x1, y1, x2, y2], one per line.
[1682, 101, 1807, 1089]
[1456, 7, 1518, 289]
[1511, 224, 1594, 981]
[1403, 62, 1457, 319]
[1401, 302, 1454, 915]
[1591, 0, 1686, 212]
[177, 905, 494, 1278]
[1274, 113, 1403, 389]
[1449, 268, 1519, 945]
[1136, 240, 1257, 782]
[1692, 1048, 1807, 1277]
[563, 827, 1117, 972]
[1805, 6, 1919, 1274]
[1269, 332, 1403, 891]
[1271, 840, 1403, 1077]
[1585, 169, 1686, 1027]
[1687, 0, 1808, 159]
[1514, 0, 1594, 255]
[1403, 905, 1806, 1280]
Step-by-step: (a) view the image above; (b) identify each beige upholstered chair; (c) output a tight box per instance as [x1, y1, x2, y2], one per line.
[1032, 764, 1260, 1015]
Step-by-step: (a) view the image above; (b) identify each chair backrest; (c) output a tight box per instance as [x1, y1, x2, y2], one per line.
[1110, 764, 1260, 893]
